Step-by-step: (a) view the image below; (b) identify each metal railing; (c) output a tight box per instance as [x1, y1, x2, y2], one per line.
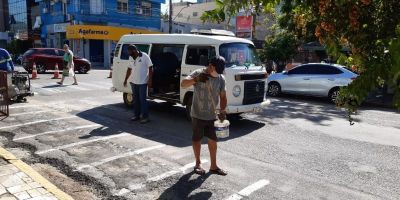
[0, 70, 9, 119]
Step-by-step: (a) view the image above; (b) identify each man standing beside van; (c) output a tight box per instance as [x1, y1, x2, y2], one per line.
[123, 45, 153, 124]
[181, 56, 228, 176]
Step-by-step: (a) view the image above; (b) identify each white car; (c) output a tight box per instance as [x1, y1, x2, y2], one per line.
[267, 63, 358, 102]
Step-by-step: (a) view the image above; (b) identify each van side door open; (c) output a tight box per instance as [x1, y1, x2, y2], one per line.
[149, 44, 184, 101]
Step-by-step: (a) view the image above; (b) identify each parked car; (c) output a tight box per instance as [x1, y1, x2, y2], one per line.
[22, 48, 91, 74]
[267, 63, 358, 102]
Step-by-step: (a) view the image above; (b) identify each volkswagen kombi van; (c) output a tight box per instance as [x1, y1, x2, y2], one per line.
[111, 34, 269, 118]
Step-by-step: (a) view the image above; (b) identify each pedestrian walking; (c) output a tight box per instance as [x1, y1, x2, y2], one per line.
[123, 45, 153, 124]
[0, 48, 14, 88]
[57, 44, 78, 86]
[181, 56, 228, 176]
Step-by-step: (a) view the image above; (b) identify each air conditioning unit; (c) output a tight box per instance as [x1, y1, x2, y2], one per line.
[136, 8, 143, 15]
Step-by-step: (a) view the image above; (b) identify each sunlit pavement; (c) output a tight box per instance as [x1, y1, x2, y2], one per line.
[1, 70, 399, 200]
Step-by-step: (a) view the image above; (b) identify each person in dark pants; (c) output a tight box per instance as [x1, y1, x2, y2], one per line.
[181, 56, 228, 176]
[123, 45, 153, 124]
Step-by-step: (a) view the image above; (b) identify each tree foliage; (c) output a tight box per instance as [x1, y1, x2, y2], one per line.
[260, 31, 298, 64]
[203, 0, 400, 115]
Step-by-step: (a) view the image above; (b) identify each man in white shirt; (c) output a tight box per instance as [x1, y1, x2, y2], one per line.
[123, 45, 153, 124]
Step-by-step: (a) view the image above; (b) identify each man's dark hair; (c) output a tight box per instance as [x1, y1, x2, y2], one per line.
[209, 56, 225, 74]
[127, 45, 137, 51]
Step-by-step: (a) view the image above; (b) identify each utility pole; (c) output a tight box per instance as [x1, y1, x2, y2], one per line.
[169, 0, 172, 33]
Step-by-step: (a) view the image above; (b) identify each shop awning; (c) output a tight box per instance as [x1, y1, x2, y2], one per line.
[66, 25, 161, 41]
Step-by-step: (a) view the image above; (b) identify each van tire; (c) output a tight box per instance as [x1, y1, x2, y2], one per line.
[123, 93, 134, 108]
[185, 97, 192, 121]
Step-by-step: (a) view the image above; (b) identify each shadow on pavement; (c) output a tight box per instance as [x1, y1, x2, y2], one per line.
[76, 101, 265, 147]
[257, 95, 346, 126]
[157, 171, 212, 200]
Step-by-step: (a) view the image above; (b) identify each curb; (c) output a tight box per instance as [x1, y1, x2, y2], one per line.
[0, 147, 74, 200]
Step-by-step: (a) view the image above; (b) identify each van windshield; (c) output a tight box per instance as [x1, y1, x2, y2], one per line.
[219, 43, 261, 68]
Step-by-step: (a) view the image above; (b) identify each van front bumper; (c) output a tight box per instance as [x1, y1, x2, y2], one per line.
[226, 100, 271, 114]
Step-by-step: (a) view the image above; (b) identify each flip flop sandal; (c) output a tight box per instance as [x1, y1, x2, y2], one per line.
[209, 168, 228, 176]
[194, 166, 206, 175]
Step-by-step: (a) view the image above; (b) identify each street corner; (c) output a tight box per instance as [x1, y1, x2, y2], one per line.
[0, 146, 74, 200]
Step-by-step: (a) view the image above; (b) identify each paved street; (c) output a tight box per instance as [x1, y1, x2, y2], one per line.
[1, 70, 400, 200]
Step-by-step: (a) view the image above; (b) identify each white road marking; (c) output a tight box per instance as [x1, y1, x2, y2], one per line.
[77, 144, 166, 170]
[79, 82, 109, 90]
[13, 124, 102, 141]
[11, 110, 51, 116]
[225, 179, 270, 200]
[117, 159, 209, 196]
[147, 159, 209, 182]
[9, 104, 40, 109]
[63, 85, 91, 91]
[36, 132, 130, 155]
[0, 116, 77, 130]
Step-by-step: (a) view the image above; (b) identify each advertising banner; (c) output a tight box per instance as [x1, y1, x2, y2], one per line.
[236, 15, 253, 39]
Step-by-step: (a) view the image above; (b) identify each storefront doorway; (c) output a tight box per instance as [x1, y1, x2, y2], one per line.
[89, 40, 104, 67]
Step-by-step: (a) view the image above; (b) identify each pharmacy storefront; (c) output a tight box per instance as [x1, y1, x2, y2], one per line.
[66, 25, 160, 68]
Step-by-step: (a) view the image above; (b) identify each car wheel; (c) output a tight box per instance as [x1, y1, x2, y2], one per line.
[329, 88, 340, 103]
[268, 82, 281, 97]
[36, 63, 46, 74]
[77, 66, 89, 74]
[185, 97, 193, 121]
[123, 92, 134, 108]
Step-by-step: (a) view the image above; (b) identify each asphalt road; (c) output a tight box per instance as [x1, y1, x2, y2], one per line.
[1, 70, 400, 200]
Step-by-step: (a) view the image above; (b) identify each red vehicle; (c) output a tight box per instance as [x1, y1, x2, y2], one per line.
[22, 48, 91, 74]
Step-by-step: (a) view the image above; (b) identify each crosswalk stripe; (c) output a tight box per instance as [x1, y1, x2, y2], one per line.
[36, 132, 130, 155]
[9, 104, 40, 109]
[11, 110, 51, 116]
[13, 124, 102, 141]
[117, 159, 209, 196]
[225, 179, 270, 200]
[0, 116, 77, 130]
[76, 144, 166, 170]
[79, 82, 109, 90]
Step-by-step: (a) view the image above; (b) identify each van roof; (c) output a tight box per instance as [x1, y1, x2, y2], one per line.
[119, 34, 254, 46]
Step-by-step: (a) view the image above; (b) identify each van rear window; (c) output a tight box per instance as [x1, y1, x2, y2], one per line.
[120, 44, 150, 60]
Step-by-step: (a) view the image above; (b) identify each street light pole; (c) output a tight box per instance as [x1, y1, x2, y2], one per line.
[169, 0, 172, 33]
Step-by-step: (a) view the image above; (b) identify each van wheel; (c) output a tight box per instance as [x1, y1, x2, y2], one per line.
[185, 97, 192, 121]
[123, 93, 134, 108]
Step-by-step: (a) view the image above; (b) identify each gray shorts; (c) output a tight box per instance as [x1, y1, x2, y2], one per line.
[191, 117, 217, 141]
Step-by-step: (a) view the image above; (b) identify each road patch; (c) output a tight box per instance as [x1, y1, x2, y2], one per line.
[13, 124, 102, 141]
[76, 144, 166, 170]
[36, 132, 130, 155]
[0, 116, 77, 130]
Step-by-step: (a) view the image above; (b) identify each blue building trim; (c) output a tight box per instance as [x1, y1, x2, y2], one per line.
[40, 0, 164, 36]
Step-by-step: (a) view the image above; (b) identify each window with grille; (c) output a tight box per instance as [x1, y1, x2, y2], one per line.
[135, 1, 152, 16]
[117, 0, 128, 13]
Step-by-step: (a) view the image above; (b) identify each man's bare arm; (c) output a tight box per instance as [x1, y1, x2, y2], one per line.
[219, 91, 227, 112]
[181, 77, 196, 88]
[123, 68, 132, 87]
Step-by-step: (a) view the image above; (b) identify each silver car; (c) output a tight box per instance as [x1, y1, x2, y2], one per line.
[267, 63, 358, 102]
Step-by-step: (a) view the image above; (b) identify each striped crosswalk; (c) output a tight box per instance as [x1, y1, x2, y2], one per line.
[31, 81, 112, 95]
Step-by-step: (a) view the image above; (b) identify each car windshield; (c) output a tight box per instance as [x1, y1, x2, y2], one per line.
[219, 43, 261, 68]
[23, 49, 36, 56]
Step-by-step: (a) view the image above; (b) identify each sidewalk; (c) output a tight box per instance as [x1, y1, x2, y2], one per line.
[0, 147, 73, 200]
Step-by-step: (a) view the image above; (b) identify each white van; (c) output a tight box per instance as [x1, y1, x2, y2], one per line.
[112, 34, 269, 117]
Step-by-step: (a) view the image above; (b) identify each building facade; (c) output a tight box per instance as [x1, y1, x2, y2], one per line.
[39, 0, 164, 67]
[163, 0, 274, 49]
